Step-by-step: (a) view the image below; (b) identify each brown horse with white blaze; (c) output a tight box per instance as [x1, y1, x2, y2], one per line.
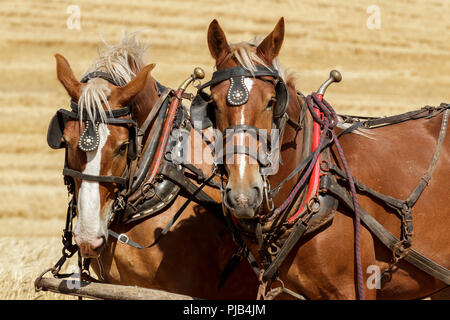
[52, 34, 258, 299]
[205, 18, 450, 299]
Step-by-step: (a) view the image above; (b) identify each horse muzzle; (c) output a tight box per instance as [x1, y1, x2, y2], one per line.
[223, 184, 263, 219]
[74, 234, 106, 258]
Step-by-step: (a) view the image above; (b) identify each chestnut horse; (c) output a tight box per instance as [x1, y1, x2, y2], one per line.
[204, 18, 449, 299]
[51, 33, 257, 299]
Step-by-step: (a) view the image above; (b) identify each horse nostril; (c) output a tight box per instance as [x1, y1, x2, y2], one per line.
[224, 187, 235, 208]
[100, 234, 107, 249]
[252, 186, 262, 206]
[91, 236, 104, 251]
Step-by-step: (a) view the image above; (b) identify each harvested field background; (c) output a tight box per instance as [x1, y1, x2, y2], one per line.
[0, 0, 449, 299]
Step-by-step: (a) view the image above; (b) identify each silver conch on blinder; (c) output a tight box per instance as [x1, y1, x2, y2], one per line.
[78, 121, 100, 152]
[227, 76, 250, 106]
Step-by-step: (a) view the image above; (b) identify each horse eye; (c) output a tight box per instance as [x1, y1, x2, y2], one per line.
[266, 98, 276, 110]
[118, 143, 128, 156]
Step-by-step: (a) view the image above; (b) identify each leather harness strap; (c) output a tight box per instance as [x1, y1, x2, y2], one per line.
[262, 220, 307, 281]
[129, 90, 172, 196]
[321, 174, 450, 285]
[406, 109, 449, 208]
[159, 162, 220, 210]
[136, 87, 172, 154]
[363, 104, 448, 128]
[321, 109, 450, 284]
[62, 168, 128, 185]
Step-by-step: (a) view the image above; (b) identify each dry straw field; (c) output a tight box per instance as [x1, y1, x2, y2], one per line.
[0, 0, 449, 299]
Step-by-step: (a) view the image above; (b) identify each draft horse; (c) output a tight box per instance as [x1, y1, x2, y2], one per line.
[39, 33, 258, 299]
[193, 18, 450, 299]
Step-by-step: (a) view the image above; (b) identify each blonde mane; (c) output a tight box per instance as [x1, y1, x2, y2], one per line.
[78, 31, 149, 124]
[227, 37, 287, 82]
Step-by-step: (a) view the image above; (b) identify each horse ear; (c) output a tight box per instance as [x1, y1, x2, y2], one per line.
[207, 19, 231, 61]
[256, 17, 285, 63]
[113, 63, 155, 106]
[55, 53, 82, 101]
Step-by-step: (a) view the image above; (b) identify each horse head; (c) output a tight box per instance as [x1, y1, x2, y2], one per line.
[205, 18, 287, 219]
[52, 53, 155, 258]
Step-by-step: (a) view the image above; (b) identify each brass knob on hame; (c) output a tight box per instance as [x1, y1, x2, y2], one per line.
[192, 67, 205, 80]
[329, 70, 342, 83]
[179, 67, 206, 91]
[316, 69, 342, 96]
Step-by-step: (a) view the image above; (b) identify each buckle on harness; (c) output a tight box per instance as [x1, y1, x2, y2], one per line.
[118, 233, 129, 244]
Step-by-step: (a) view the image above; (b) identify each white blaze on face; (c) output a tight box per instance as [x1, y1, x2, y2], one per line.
[74, 123, 110, 242]
[237, 78, 254, 179]
[243, 78, 253, 95]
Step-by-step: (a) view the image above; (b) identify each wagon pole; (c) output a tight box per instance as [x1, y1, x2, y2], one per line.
[36, 277, 200, 300]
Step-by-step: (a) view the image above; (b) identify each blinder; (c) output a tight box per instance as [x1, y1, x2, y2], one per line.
[47, 110, 69, 149]
[190, 65, 289, 130]
[190, 91, 215, 130]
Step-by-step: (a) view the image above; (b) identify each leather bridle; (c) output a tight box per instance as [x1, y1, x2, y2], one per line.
[54, 72, 139, 197]
[193, 65, 288, 182]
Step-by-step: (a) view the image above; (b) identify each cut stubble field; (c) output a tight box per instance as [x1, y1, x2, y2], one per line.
[0, 0, 449, 299]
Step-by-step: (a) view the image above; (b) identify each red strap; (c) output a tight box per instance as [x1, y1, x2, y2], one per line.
[147, 90, 182, 184]
[288, 94, 323, 223]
